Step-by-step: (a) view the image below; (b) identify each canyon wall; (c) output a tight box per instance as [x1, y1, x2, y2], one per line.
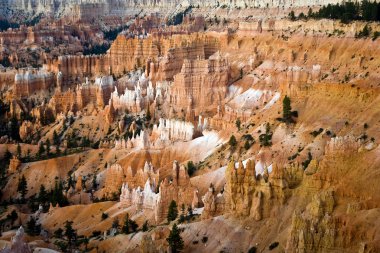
[44, 33, 220, 85]
[169, 53, 229, 116]
[48, 76, 114, 114]
[14, 68, 55, 97]
[2, 0, 370, 18]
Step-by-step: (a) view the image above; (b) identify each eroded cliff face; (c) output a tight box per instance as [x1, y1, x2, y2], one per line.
[205, 135, 380, 252]
[44, 33, 221, 86]
[169, 54, 229, 116]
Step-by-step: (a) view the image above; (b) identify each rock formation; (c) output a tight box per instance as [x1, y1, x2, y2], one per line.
[154, 161, 198, 222]
[119, 160, 197, 223]
[169, 53, 229, 116]
[104, 162, 159, 197]
[0, 226, 31, 253]
[49, 75, 114, 115]
[286, 191, 336, 253]
[325, 135, 361, 155]
[120, 179, 159, 211]
[8, 156, 21, 174]
[201, 185, 225, 219]
[14, 68, 55, 98]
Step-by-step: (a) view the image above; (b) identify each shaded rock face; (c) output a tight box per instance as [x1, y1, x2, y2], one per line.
[0, 226, 31, 253]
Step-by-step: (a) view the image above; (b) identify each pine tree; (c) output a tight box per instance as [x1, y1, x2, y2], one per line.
[289, 10, 296, 21]
[64, 220, 77, 248]
[26, 216, 41, 236]
[228, 135, 237, 147]
[235, 118, 241, 130]
[53, 130, 60, 146]
[146, 105, 151, 122]
[92, 174, 97, 190]
[46, 139, 51, 156]
[17, 175, 28, 200]
[282, 95, 292, 123]
[122, 213, 138, 234]
[122, 213, 131, 233]
[166, 223, 184, 253]
[9, 210, 18, 224]
[112, 218, 120, 230]
[38, 184, 48, 203]
[167, 200, 178, 222]
[16, 143, 22, 158]
[142, 220, 149, 232]
[244, 140, 251, 150]
[38, 141, 45, 157]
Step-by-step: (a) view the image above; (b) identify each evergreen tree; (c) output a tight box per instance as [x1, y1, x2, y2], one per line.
[46, 139, 51, 156]
[38, 184, 48, 203]
[259, 123, 273, 147]
[38, 141, 45, 157]
[308, 8, 313, 18]
[92, 174, 97, 190]
[26, 216, 41, 236]
[142, 220, 149, 232]
[122, 213, 138, 234]
[186, 161, 196, 177]
[56, 145, 61, 156]
[228, 135, 237, 147]
[166, 223, 184, 253]
[244, 140, 251, 150]
[146, 105, 151, 122]
[64, 220, 77, 248]
[53, 130, 60, 146]
[235, 118, 241, 130]
[50, 180, 69, 207]
[17, 175, 28, 200]
[54, 228, 63, 238]
[16, 143, 22, 158]
[112, 218, 120, 230]
[289, 10, 296, 21]
[282, 95, 292, 123]
[8, 210, 18, 225]
[167, 200, 178, 222]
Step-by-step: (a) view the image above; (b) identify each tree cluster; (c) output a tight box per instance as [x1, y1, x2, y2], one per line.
[309, 1, 380, 23]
